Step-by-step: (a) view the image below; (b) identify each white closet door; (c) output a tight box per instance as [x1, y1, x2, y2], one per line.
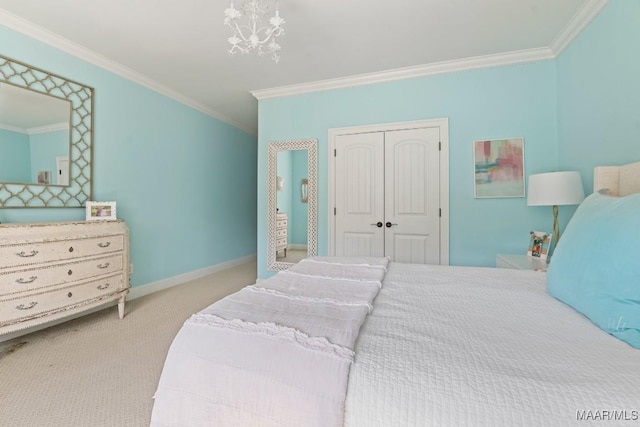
[334, 132, 385, 257]
[384, 127, 441, 264]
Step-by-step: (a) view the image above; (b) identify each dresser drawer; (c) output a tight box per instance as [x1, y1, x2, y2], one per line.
[0, 274, 124, 327]
[276, 228, 287, 238]
[276, 219, 287, 228]
[0, 235, 124, 269]
[0, 254, 123, 297]
[276, 237, 287, 248]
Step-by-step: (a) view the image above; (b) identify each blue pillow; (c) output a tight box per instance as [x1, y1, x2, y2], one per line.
[547, 192, 640, 348]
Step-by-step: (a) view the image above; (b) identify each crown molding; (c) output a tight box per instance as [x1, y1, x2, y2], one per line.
[0, 1, 609, 126]
[27, 122, 69, 135]
[550, 0, 610, 55]
[252, 0, 610, 101]
[0, 9, 256, 136]
[0, 121, 69, 134]
[252, 47, 555, 100]
[0, 122, 25, 133]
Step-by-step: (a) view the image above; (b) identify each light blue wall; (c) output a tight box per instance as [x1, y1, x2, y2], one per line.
[0, 25, 257, 288]
[276, 150, 292, 220]
[290, 149, 308, 246]
[557, 0, 640, 193]
[0, 128, 30, 182]
[257, 61, 559, 278]
[275, 149, 307, 247]
[30, 129, 68, 182]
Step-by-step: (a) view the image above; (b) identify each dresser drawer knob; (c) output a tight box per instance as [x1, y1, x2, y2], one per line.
[68, 269, 73, 276]
[16, 276, 38, 284]
[16, 250, 38, 258]
[98, 241, 111, 248]
[97, 283, 110, 290]
[68, 246, 74, 252]
[97, 263, 110, 269]
[67, 292, 73, 298]
[16, 302, 38, 310]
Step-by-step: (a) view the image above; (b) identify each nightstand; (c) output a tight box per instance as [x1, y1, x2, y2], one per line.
[496, 254, 548, 271]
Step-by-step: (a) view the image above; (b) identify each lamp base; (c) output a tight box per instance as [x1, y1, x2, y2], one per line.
[553, 204, 560, 243]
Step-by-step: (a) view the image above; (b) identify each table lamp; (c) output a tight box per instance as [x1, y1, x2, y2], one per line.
[527, 171, 585, 242]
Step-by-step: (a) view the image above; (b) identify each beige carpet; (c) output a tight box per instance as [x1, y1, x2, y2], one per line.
[276, 249, 307, 263]
[0, 260, 256, 427]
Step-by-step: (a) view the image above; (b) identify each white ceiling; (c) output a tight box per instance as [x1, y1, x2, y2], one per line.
[0, 83, 70, 131]
[0, 0, 606, 134]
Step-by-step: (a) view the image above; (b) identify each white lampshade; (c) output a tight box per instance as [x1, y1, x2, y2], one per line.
[527, 171, 585, 206]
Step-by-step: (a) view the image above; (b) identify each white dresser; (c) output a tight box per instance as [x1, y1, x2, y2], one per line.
[0, 220, 130, 336]
[276, 212, 288, 258]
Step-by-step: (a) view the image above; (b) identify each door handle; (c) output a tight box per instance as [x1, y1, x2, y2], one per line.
[370, 222, 383, 228]
[386, 222, 398, 228]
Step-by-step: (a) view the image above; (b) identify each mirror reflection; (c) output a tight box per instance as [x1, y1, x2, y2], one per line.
[267, 138, 317, 272]
[0, 83, 70, 185]
[276, 149, 308, 263]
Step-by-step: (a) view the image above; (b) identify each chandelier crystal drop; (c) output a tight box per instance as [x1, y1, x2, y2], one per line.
[224, 1, 285, 63]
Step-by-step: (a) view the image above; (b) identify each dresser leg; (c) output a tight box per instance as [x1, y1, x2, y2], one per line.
[118, 299, 125, 319]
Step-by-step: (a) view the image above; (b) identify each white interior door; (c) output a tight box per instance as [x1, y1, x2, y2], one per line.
[56, 156, 69, 185]
[384, 127, 441, 264]
[333, 124, 443, 264]
[334, 132, 385, 257]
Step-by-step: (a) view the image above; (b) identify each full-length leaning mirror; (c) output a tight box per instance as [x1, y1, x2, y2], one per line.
[0, 54, 93, 208]
[267, 138, 317, 271]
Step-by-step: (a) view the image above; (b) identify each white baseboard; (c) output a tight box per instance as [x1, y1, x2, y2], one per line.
[0, 254, 256, 343]
[127, 254, 257, 300]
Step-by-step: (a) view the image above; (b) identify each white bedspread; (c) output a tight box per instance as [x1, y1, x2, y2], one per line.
[150, 257, 387, 427]
[344, 263, 640, 426]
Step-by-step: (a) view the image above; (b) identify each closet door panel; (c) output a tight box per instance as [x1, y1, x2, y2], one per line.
[392, 234, 430, 264]
[385, 127, 440, 264]
[335, 133, 385, 257]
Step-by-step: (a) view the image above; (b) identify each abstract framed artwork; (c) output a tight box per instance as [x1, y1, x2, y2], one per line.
[474, 137, 525, 198]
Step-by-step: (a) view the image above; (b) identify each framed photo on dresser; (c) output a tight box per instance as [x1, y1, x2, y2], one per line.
[86, 201, 117, 221]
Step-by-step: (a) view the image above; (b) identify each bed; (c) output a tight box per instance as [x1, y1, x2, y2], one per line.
[150, 163, 640, 426]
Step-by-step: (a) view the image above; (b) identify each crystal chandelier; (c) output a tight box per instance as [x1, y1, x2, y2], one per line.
[224, 1, 285, 63]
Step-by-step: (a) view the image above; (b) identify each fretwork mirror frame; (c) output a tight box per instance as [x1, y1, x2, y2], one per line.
[0, 54, 93, 208]
[267, 138, 318, 271]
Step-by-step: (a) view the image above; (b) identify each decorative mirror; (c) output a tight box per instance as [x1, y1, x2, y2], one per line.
[267, 138, 317, 271]
[0, 54, 93, 208]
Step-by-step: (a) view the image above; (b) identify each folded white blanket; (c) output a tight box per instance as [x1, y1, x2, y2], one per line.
[150, 316, 353, 427]
[151, 256, 389, 427]
[202, 287, 370, 349]
[307, 256, 390, 269]
[256, 270, 381, 310]
[288, 258, 388, 283]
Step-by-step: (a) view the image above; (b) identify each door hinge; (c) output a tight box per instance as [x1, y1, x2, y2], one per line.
[334, 207, 336, 215]
[334, 149, 337, 157]
[438, 141, 441, 151]
[439, 208, 442, 217]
